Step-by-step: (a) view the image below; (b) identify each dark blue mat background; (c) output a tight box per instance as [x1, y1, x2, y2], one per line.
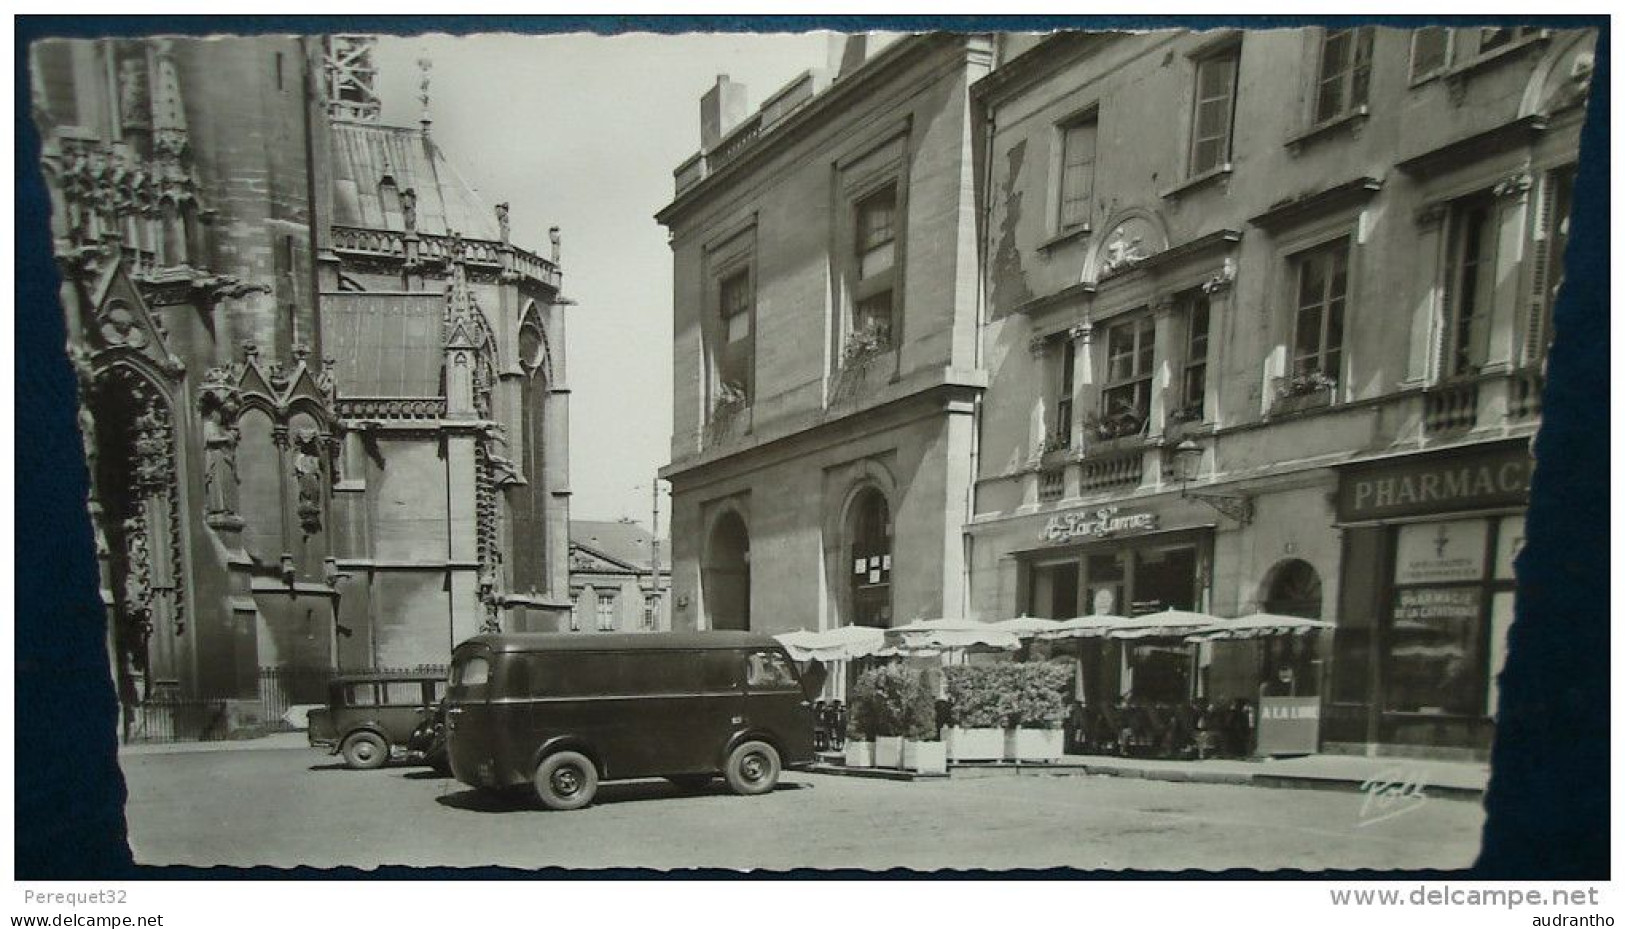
[14, 14, 1610, 880]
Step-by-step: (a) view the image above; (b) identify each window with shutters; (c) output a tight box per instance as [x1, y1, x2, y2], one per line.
[596, 592, 617, 632]
[1057, 117, 1098, 232]
[1314, 27, 1374, 124]
[1050, 339, 1076, 451]
[1525, 166, 1574, 368]
[1097, 314, 1154, 439]
[1188, 48, 1239, 177]
[1289, 238, 1350, 385]
[1176, 292, 1211, 423]
[1443, 193, 1497, 376]
[1409, 27, 1452, 83]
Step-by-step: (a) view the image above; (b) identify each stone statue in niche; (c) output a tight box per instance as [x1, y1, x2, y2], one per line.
[291, 425, 326, 537]
[198, 369, 242, 520]
[401, 187, 417, 233]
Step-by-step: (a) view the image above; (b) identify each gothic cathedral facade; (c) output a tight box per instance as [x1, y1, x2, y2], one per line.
[29, 34, 574, 736]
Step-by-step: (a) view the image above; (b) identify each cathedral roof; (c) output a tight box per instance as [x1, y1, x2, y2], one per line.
[329, 121, 499, 239]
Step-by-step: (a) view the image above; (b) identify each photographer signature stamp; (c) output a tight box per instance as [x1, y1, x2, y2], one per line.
[1358, 767, 1431, 827]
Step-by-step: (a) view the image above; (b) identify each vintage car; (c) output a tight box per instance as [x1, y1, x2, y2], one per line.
[307, 671, 450, 772]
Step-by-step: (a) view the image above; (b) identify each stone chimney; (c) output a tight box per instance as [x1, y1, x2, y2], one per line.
[700, 74, 750, 152]
[827, 33, 869, 79]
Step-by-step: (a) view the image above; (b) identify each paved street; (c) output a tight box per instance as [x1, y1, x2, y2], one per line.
[121, 744, 1485, 871]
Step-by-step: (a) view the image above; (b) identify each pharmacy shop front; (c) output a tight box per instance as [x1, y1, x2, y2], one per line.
[1324, 440, 1530, 760]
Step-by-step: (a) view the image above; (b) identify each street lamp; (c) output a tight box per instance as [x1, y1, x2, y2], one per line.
[1172, 438, 1253, 525]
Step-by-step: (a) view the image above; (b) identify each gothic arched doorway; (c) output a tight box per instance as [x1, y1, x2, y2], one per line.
[704, 510, 751, 631]
[88, 363, 185, 708]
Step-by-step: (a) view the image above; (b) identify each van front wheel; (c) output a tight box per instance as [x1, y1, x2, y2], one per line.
[723, 741, 781, 796]
[534, 751, 598, 811]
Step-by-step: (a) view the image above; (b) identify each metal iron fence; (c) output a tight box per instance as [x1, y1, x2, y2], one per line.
[257, 666, 338, 732]
[121, 665, 451, 744]
[126, 695, 232, 744]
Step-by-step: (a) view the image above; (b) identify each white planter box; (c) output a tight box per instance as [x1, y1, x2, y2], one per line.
[843, 740, 874, 768]
[903, 740, 948, 775]
[947, 727, 1005, 762]
[1009, 727, 1064, 762]
[874, 735, 905, 769]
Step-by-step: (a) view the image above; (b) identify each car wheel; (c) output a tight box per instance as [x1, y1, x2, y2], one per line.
[723, 740, 781, 796]
[341, 731, 388, 770]
[665, 774, 714, 792]
[534, 751, 598, 811]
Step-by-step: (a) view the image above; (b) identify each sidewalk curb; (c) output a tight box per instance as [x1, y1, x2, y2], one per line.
[810, 759, 1484, 799]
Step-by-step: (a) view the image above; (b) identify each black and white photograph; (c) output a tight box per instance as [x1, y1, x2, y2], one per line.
[11, 12, 1611, 900]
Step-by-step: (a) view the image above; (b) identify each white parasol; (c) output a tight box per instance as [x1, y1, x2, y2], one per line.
[1105, 609, 1223, 640]
[1036, 614, 1134, 640]
[988, 615, 1066, 637]
[886, 617, 1022, 651]
[1184, 612, 1336, 642]
[773, 625, 887, 662]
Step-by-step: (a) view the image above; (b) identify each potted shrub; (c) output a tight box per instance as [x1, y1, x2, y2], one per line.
[900, 669, 946, 775]
[944, 665, 1008, 762]
[855, 664, 915, 768]
[843, 676, 875, 768]
[1005, 662, 1070, 762]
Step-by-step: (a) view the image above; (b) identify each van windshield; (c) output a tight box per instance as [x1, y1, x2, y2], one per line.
[745, 650, 800, 690]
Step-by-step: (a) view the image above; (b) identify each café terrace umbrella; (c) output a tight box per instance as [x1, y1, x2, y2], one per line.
[1105, 609, 1222, 640]
[988, 615, 1065, 637]
[773, 625, 887, 662]
[1184, 612, 1336, 642]
[887, 618, 1022, 651]
[1035, 614, 1134, 640]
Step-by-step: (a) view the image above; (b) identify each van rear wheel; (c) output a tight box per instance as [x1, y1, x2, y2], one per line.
[341, 732, 388, 770]
[534, 751, 598, 811]
[723, 741, 781, 796]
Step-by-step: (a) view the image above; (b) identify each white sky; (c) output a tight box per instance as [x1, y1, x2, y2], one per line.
[373, 31, 837, 527]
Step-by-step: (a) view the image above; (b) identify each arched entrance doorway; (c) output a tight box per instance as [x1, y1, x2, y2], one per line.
[1263, 559, 1323, 619]
[704, 510, 750, 631]
[1261, 558, 1324, 694]
[846, 487, 892, 628]
[88, 363, 185, 709]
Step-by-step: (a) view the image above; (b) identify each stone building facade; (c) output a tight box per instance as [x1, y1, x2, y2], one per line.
[656, 34, 993, 637]
[30, 35, 574, 735]
[659, 26, 1594, 760]
[967, 26, 1594, 759]
[567, 520, 672, 633]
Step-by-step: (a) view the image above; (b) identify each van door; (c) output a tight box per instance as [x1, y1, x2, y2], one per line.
[445, 643, 495, 787]
[611, 650, 743, 779]
[743, 648, 816, 767]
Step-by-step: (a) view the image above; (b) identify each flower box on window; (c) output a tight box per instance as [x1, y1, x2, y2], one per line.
[1081, 409, 1146, 442]
[840, 318, 893, 367]
[1272, 372, 1336, 415]
[1167, 403, 1205, 426]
